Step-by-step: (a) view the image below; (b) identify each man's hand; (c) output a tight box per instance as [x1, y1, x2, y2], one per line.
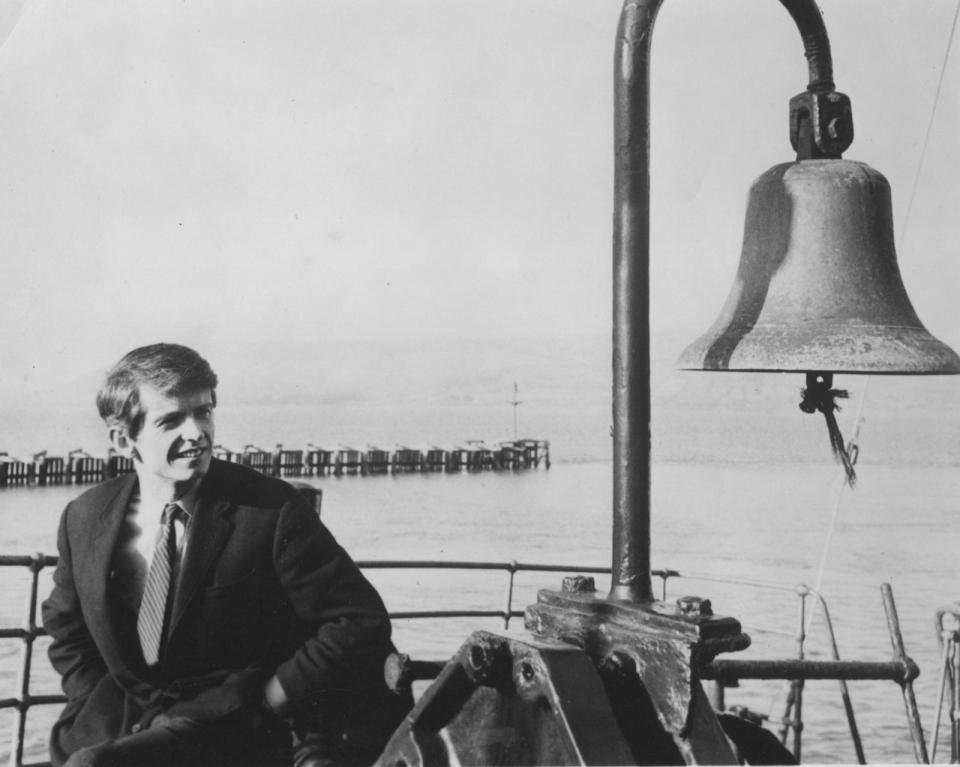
[148, 713, 194, 730]
[151, 674, 288, 731]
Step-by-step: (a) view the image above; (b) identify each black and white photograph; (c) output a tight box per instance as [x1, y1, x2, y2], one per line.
[0, 1, 958, 764]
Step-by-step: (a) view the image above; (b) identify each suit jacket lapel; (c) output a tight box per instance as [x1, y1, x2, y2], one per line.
[76, 473, 137, 672]
[168, 491, 235, 639]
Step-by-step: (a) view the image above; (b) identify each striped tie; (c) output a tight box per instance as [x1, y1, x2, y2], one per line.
[138, 503, 179, 666]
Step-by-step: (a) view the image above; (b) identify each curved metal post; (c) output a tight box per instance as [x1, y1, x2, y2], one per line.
[778, 0, 835, 91]
[610, 0, 843, 602]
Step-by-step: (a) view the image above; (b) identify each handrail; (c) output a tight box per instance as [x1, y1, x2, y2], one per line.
[358, 561, 678, 627]
[0, 554, 863, 767]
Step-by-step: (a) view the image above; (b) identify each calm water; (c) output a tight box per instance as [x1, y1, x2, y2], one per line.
[1, 369, 958, 764]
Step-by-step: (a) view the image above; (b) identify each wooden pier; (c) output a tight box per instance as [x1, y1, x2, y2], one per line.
[0, 439, 549, 488]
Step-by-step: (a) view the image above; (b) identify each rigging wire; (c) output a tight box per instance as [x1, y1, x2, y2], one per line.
[901, 0, 960, 241]
[806, 378, 869, 623]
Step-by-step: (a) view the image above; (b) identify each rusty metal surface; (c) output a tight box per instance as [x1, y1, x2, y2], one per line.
[375, 631, 636, 766]
[598, 651, 737, 765]
[528, 588, 749, 655]
[525, 587, 749, 740]
[677, 159, 960, 373]
[701, 658, 916, 683]
[385, 653, 920, 696]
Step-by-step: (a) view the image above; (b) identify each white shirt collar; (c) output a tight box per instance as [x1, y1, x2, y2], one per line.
[134, 477, 201, 521]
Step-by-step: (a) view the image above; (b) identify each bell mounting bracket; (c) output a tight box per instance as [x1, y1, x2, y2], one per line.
[779, 0, 854, 159]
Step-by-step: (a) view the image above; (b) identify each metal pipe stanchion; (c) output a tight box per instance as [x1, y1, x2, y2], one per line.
[882, 583, 929, 764]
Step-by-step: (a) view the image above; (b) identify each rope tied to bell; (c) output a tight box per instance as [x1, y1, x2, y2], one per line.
[799, 371, 857, 486]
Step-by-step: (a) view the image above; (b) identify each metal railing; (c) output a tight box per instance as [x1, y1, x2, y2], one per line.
[0, 554, 60, 767]
[1, 555, 631, 767]
[0, 554, 899, 767]
[354, 560, 680, 627]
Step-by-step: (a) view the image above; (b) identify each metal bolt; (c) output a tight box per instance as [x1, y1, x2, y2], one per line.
[677, 595, 713, 616]
[938, 605, 960, 634]
[514, 655, 545, 702]
[463, 635, 510, 688]
[519, 661, 535, 683]
[827, 116, 846, 141]
[468, 643, 492, 672]
[600, 651, 635, 676]
[562, 574, 596, 594]
[384, 653, 411, 692]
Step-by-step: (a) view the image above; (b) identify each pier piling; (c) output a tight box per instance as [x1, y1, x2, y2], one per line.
[0, 439, 549, 488]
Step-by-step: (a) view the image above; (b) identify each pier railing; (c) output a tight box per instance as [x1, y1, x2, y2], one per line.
[0, 555, 896, 767]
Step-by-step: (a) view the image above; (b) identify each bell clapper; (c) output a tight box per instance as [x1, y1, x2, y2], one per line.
[799, 371, 858, 486]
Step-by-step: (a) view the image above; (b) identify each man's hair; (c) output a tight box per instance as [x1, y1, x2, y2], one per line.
[97, 343, 219, 438]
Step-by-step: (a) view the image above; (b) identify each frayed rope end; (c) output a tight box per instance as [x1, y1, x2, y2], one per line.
[799, 372, 857, 487]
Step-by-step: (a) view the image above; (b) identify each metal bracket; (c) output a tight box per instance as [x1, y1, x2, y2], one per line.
[524, 577, 749, 764]
[789, 89, 854, 158]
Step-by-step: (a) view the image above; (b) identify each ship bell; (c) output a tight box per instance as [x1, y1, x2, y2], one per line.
[678, 158, 960, 374]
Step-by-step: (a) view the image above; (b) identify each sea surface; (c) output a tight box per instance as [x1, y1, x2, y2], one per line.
[0, 357, 958, 764]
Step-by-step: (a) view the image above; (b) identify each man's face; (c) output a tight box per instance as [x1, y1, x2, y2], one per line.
[112, 384, 215, 491]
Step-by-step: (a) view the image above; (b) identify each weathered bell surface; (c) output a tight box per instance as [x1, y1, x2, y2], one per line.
[678, 159, 960, 373]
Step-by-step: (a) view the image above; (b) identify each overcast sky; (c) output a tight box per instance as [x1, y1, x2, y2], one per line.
[0, 0, 957, 398]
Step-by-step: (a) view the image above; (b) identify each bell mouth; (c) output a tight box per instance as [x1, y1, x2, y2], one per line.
[678, 320, 960, 374]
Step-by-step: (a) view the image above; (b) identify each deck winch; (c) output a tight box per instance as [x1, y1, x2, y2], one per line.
[375, 1, 959, 764]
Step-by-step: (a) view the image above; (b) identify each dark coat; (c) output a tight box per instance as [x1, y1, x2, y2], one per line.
[41, 458, 399, 766]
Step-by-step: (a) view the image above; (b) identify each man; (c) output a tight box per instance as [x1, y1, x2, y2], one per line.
[42, 343, 408, 767]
